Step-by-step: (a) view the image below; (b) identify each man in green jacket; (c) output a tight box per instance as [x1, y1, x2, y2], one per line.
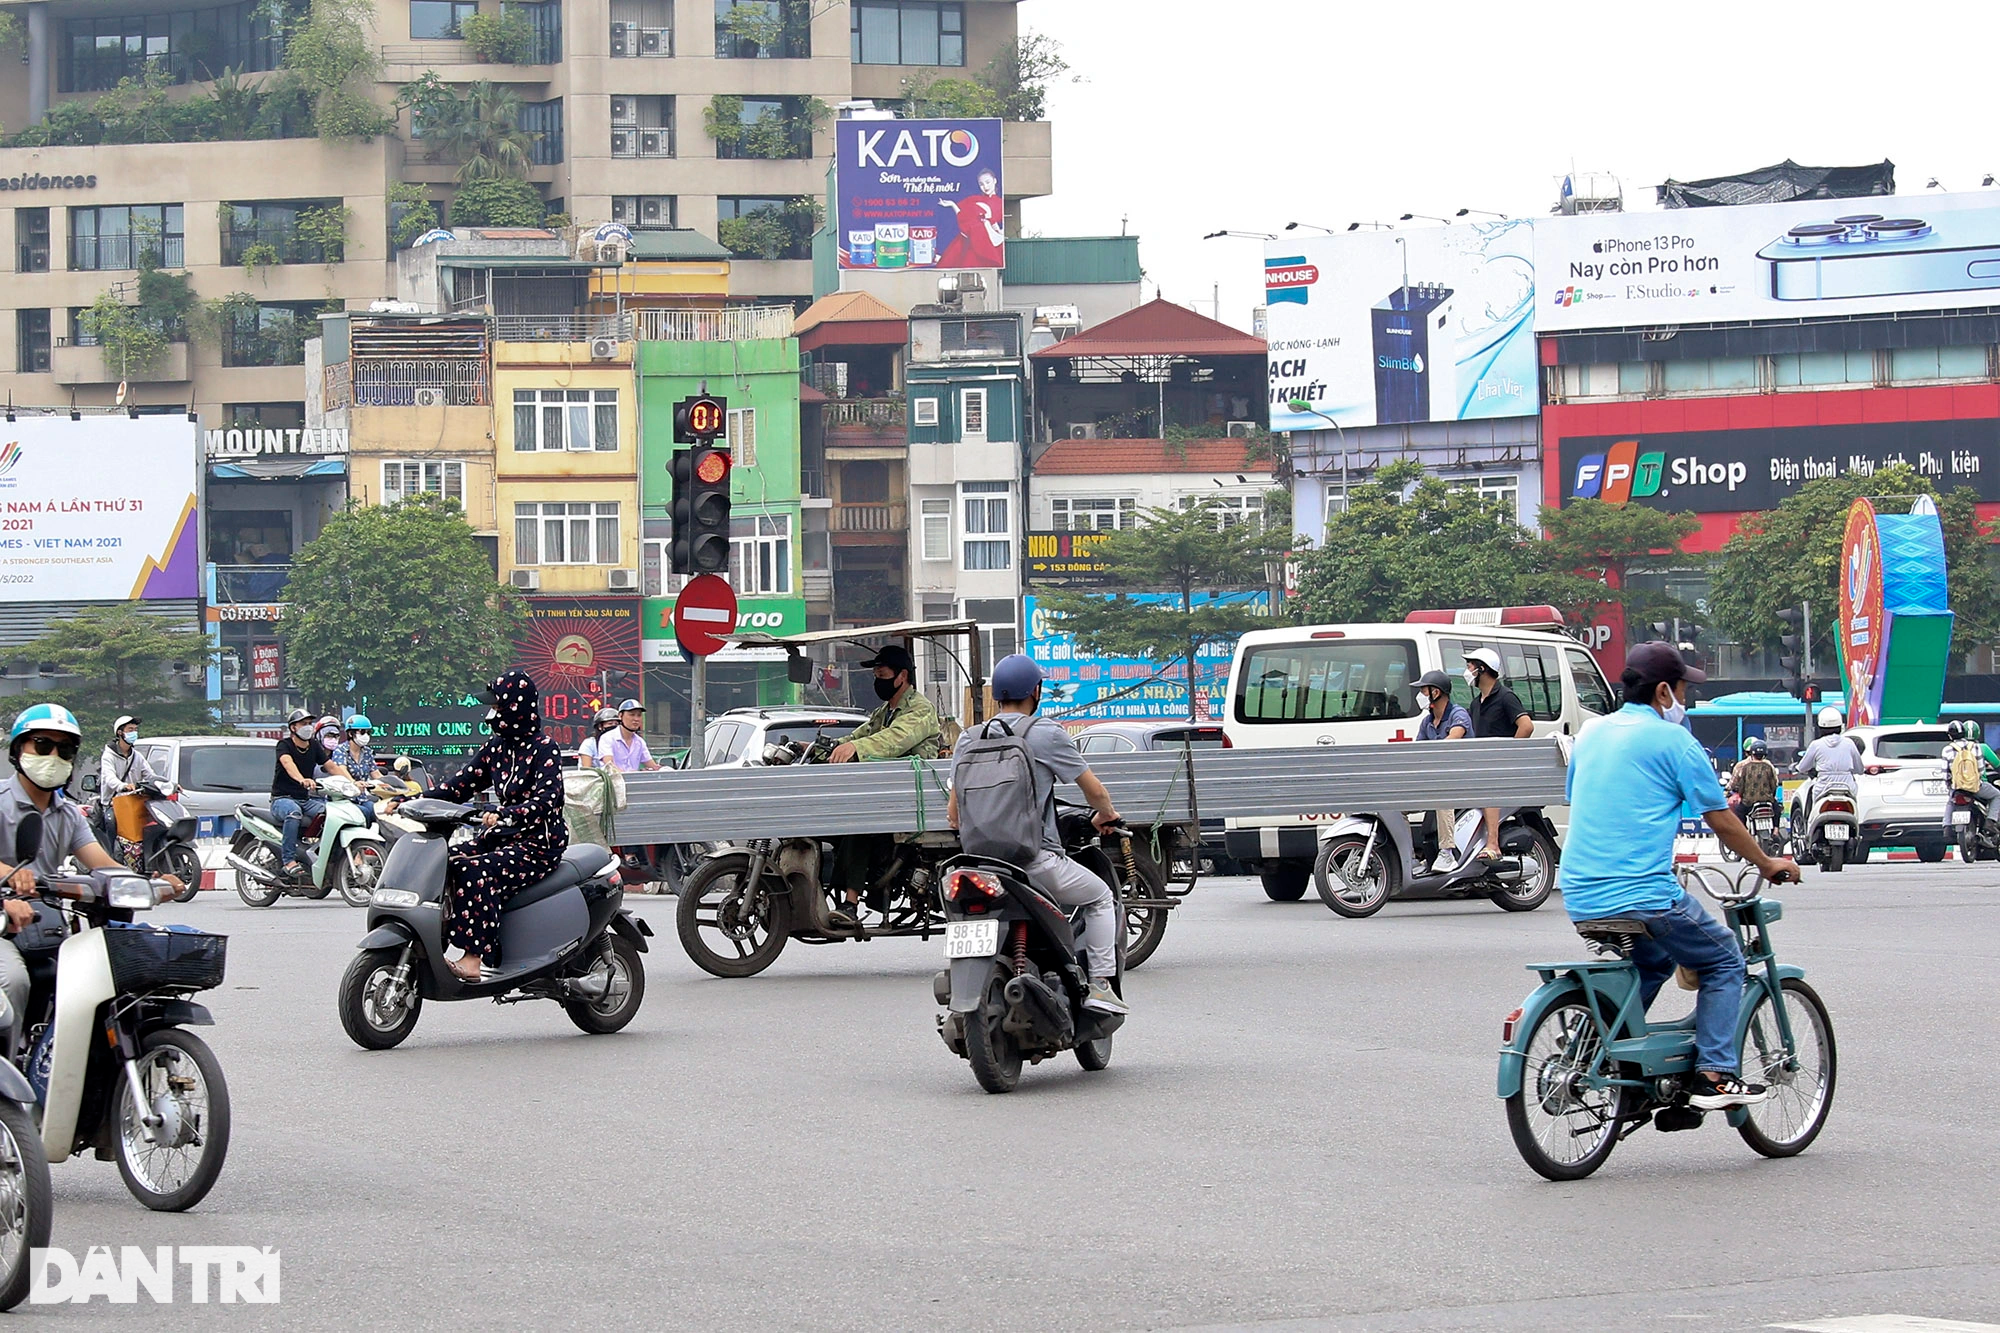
[827, 644, 942, 928]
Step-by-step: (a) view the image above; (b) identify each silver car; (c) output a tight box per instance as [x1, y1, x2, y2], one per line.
[129, 737, 277, 838]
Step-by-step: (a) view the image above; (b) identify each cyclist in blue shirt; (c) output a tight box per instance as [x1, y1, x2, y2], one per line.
[1559, 642, 1799, 1111]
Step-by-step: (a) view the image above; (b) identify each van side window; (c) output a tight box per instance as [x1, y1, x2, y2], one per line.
[1441, 637, 1561, 721]
[1564, 647, 1615, 716]
[1234, 639, 1420, 724]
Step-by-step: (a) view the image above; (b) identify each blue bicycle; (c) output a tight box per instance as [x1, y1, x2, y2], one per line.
[1498, 864, 1837, 1180]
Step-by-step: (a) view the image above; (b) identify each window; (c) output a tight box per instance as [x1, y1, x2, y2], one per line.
[382, 460, 465, 506]
[959, 388, 987, 441]
[715, 0, 809, 58]
[16, 209, 49, 273]
[920, 498, 951, 561]
[222, 402, 305, 431]
[513, 389, 620, 451]
[716, 195, 816, 260]
[518, 98, 564, 164]
[911, 396, 939, 427]
[409, 0, 477, 37]
[1439, 637, 1562, 721]
[1051, 497, 1135, 531]
[851, 0, 964, 65]
[964, 597, 1018, 665]
[1077, 734, 1135, 754]
[1450, 474, 1519, 514]
[514, 502, 621, 565]
[1565, 647, 1615, 717]
[729, 514, 792, 594]
[941, 318, 1020, 359]
[610, 0, 673, 56]
[223, 302, 320, 368]
[727, 408, 757, 468]
[15, 310, 50, 374]
[610, 195, 677, 229]
[180, 742, 280, 793]
[961, 480, 1010, 570]
[70, 204, 184, 270]
[1177, 494, 1263, 530]
[60, 3, 283, 91]
[610, 95, 674, 156]
[1234, 639, 1420, 724]
[221, 200, 341, 266]
[713, 95, 815, 160]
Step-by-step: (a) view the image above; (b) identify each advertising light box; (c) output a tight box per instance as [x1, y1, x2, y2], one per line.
[835, 117, 1004, 272]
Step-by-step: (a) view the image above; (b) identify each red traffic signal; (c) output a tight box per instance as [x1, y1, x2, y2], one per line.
[674, 393, 727, 443]
[694, 448, 730, 485]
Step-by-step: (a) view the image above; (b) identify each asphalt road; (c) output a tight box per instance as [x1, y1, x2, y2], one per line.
[32, 860, 2000, 1330]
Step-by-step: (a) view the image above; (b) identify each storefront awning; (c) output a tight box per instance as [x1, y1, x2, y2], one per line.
[207, 457, 348, 480]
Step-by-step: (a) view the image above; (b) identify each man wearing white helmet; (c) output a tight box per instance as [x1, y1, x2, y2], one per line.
[0, 705, 130, 1055]
[1794, 706, 1862, 816]
[96, 713, 160, 847]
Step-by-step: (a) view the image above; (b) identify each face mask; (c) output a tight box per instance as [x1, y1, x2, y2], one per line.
[352, 733, 370, 746]
[121, 729, 138, 745]
[18, 753, 73, 790]
[873, 677, 900, 703]
[1659, 692, 1687, 726]
[1464, 667, 1480, 687]
[293, 725, 314, 741]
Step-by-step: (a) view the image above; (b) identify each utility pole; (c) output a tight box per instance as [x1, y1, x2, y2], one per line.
[688, 654, 708, 768]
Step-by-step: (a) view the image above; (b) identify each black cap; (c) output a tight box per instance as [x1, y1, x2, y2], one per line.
[1625, 640, 1706, 685]
[1416, 670, 1453, 692]
[860, 644, 915, 674]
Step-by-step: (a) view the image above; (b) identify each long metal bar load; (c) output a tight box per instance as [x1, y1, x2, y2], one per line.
[610, 739, 1569, 845]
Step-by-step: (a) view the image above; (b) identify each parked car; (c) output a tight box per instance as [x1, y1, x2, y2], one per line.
[1789, 724, 1952, 863]
[697, 708, 871, 768]
[1074, 721, 1237, 874]
[124, 737, 276, 837]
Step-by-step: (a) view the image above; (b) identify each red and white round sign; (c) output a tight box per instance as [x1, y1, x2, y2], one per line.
[672, 574, 739, 657]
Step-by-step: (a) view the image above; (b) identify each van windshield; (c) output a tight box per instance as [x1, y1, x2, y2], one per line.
[181, 743, 275, 793]
[1235, 639, 1419, 724]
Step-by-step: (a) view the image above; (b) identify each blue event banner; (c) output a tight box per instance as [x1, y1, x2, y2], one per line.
[1024, 591, 1269, 719]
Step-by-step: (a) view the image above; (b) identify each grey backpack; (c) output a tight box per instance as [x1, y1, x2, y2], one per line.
[953, 715, 1049, 865]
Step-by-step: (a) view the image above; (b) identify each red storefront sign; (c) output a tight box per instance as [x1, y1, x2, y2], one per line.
[512, 598, 642, 749]
[249, 643, 281, 691]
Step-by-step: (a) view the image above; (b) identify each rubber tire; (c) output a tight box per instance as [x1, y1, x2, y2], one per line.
[115, 1027, 231, 1212]
[232, 838, 282, 908]
[1259, 865, 1309, 901]
[1490, 826, 1558, 912]
[1118, 836, 1169, 970]
[165, 844, 202, 903]
[1823, 844, 1845, 873]
[563, 934, 646, 1034]
[1503, 1003, 1630, 1182]
[338, 946, 423, 1050]
[0, 1099, 51, 1311]
[1076, 1032, 1113, 1071]
[964, 964, 1021, 1094]
[675, 852, 794, 978]
[1847, 842, 1873, 864]
[1737, 977, 1838, 1159]
[1959, 829, 1981, 863]
[1314, 835, 1399, 918]
[1916, 842, 1947, 864]
[336, 843, 385, 908]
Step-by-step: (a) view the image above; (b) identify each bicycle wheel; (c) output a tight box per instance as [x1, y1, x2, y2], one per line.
[1737, 977, 1837, 1158]
[1504, 999, 1630, 1181]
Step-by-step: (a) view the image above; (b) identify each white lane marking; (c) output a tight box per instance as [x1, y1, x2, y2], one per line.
[1770, 1317, 2000, 1332]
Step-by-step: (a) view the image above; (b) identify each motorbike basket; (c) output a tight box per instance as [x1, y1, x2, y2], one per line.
[103, 922, 228, 994]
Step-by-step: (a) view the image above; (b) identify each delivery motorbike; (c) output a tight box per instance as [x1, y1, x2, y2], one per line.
[109, 781, 202, 905]
[1311, 806, 1560, 917]
[226, 776, 387, 908]
[1790, 775, 1860, 873]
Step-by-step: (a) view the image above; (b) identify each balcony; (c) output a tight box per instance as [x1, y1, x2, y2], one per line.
[634, 306, 795, 342]
[338, 359, 493, 408]
[493, 314, 633, 343]
[214, 564, 292, 604]
[610, 127, 674, 158]
[608, 22, 672, 55]
[824, 399, 905, 429]
[833, 501, 906, 534]
[50, 341, 190, 385]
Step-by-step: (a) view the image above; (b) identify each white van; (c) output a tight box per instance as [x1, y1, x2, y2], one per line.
[1220, 607, 1616, 900]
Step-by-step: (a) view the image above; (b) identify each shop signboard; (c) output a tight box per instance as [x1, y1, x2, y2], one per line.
[249, 643, 281, 691]
[1024, 530, 1115, 586]
[835, 117, 1004, 271]
[642, 595, 805, 662]
[0, 415, 200, 602]
[366, 694, 490, 774]
[1024, 591, 1268, 719]
[512, 598, 643, 749]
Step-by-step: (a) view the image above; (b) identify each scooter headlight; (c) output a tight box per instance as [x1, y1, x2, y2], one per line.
[371, 889, 421, 909]
[107, 879, 159, 910]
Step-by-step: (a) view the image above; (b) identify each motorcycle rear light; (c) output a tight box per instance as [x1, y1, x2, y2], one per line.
[1501, 1006, 1523, 1043]
[1953, 790, 1973, 806]
[946, 869, 1002, 907]
[1822, 799, 1853, 814]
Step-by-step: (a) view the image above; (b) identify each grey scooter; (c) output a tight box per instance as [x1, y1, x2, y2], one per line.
[1312, 806, 1560, 918]
[335, 798, 653, 1048]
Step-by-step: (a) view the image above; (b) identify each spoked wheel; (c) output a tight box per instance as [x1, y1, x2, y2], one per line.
[1117, 837, 1169, 970]
[1737, 977, 1837, 1158]
[0, 1100, 50, 1310]
[676, 852, 794, 978]
[1490, 826, 1558, 912]
[1505, 1000, 1631, 1181]
[563, 935, 646, 1034]
[1314, 835, 1399, 917]
[164, 844, 203, 903]
[339, 945, 423, 1049]
[964, 964, 1021, 1094]
[116, 1028, 230, 1212]
[336, 843, 386, 908]
[233, 839, 282, 908]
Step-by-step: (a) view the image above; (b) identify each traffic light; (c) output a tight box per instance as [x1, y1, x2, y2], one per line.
[668, 394, 731, 574]
[673, 393, 726, 444]
[1777, 606, 1807, 699]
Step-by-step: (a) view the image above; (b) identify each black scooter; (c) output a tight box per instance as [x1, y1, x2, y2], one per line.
[934, 820, 1128, 1094]
[336, 798, 653, 1048]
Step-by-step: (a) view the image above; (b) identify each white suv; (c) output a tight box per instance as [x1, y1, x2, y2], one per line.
[696, 708, 870, 768]
[1791, 725, 1952, 863]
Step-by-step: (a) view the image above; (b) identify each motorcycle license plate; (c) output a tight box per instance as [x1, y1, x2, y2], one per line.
[1953, 811, 1972, 825]
[1825, 824, 1850, 841]
[1923, 780, 1949, 796]
[945, 920, 1001, 959]
[1751, 819, 1772, 834]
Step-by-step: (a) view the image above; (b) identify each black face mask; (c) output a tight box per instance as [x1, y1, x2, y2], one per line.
[873, 676, 901, 702]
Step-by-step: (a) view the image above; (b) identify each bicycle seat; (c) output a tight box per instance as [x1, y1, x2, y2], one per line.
[1573, 917, 1649, 956]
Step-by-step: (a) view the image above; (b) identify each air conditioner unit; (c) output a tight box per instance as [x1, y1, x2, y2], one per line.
[220, 654, 240, 686]
[1068, 423, 1098, 439]
[179, 661, 205, 686]
[638, 27, 664, 52]
[639, 130, 665, 156]
[509, 569, 541, 591]
[611, 129, 634, 157]
[607, 568, 639, 592]
[609, 23, 632, 55]
[611, 95, 636, 124]
[588, 335, 619, 360]
[610, 197, 633, 223]
[414, 387, 445, 407]
[1226, 420, 1257, 438]
[596, 240, 625, 265]
[639, 197, 665, 223]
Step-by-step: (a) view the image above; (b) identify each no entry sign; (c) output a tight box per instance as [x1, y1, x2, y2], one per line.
[673, 574, 739, 657]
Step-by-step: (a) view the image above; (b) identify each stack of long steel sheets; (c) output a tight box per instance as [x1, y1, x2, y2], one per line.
[611, 739, 1568, 844]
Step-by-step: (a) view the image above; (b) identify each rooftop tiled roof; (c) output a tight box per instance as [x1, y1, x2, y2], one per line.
[1030, 298, 1267, 359]
[1033, 438, 1271, 475]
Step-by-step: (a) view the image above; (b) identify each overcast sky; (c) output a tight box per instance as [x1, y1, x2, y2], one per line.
[1017, 0, 2000, 331]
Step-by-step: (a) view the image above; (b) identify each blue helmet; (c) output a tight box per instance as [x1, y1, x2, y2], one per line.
[9, 703, 82, 750]
[346, 714, 372, 732]
[991, 654, 1044, 703]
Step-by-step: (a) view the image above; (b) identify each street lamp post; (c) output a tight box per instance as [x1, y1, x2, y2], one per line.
[1286, 398, 1349, 513]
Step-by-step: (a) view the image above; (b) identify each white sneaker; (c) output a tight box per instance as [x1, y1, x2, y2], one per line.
[1083, 979, 1129, 1015]
[1430, 848, 1460, 874]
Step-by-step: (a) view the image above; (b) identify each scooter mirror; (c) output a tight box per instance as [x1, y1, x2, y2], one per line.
[12, 812, 41, 869]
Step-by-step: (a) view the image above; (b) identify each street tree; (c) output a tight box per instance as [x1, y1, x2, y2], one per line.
[1038, 502, 1274, 721]
[1534, 499, 1701, 635]
[281, 494, 524, 713]
[1292, 461, 1542, 622]
[9, 603, 223, 749]
[1709, 463, 2000, 661]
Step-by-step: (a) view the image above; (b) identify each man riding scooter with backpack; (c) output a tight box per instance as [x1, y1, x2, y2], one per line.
[947, 655, 1128, 1016]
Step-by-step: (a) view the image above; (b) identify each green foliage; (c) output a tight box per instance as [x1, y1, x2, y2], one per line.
[462, 9, 538, 64]
[239, 241, 281, 278]
[407, 78, 537, 182]
[282, 0, 394, 142]
[1709, 464, 2000, 661]
[903, 31, 1071, 122]
[388, 182, 440, 250]
[1534, 499, 1700, 632]
[1039, 503, 1275, 721]
[10, 605, 226, 748]
[717, 197, 822, 260]
[901, 74, 1004, 120]
[281, 494, 524, 712]
[294, 203, 350, 263]
[449, 176, 546, 227]
[0, 11, 23, 53]
[704, 94, 825, 160]
[716, 0, 809, 58]
[79, 239, 199, 374]
[2, 67, 313, 147]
